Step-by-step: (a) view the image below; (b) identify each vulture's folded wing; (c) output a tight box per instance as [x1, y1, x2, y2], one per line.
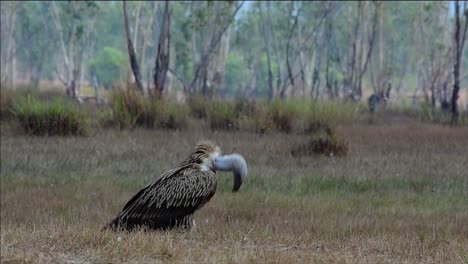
[109, 167, 217, 230]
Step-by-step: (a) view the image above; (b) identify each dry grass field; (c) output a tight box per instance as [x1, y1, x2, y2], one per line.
[1, 119, 468, 263]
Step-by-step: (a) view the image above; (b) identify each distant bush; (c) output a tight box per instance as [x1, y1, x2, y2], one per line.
[187, 96, 362, 133]
[104, 89, 187, 130]
[13, 96, 88, 136]
[268, 100, 297, 133]
[207, 100, 238, 131]
[158, 101, 189, 130]
[106, 89, 152, 128]
[187, 96, 210, 119]
[292, 126, 348, 157]
[238, 101, 274, 134]
[299, 100, 361, 132]
[0, 89, 16, 121]
[233, 97, 257, 118]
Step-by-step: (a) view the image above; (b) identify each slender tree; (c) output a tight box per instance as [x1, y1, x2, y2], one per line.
[451, 0, 468, 124]
[122, 0, 144, 92]
[153, 1, 171, 97]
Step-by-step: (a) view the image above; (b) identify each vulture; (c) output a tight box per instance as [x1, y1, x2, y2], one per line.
[105, 141, 248, 231]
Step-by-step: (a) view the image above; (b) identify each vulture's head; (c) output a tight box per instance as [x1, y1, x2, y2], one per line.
[188, 141, 248, 192]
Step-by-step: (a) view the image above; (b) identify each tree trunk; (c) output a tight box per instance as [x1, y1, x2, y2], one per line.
[122, 0, 144, 93]
[189, 1, 244, 96]
[267, 1, 282, 97]
[259, 2, 274, 101]
[139, 2, 159, 93]
[153, 1, 170, 97]
[451, 1, 468, 124]
[283, 2, 299, 99]
[2, 2, 17, 87]
[133, 1, 142, 53]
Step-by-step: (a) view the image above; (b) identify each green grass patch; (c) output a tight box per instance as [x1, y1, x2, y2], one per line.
[103, 89, 187, 130]
[207, 100, 238, 131]
[13, 95, 88, 136]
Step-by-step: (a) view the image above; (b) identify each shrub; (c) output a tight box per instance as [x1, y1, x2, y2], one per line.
[238, 102, 274, 134]
[0, 89, 16, 121]
[207, 100, 238, 131]
[158, 102, 189, 130]
[13, 96, 88, 136]
[268, 100, 297, 133]
[107, 89, 155, 128]
[299, 100, 361, 133]
[187, 96, 210, 119]
[291, 126, 348, 157]
[233, 97, 257, 118]
[105, 89, 187, 130]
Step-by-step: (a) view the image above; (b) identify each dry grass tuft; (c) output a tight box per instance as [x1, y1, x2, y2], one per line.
[292, 129, 348, 157]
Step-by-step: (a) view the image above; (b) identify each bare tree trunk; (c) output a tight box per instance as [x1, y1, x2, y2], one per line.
[133, 1, 142, 53]
[296, 2, 307, 98]
[78, 20, 95, 96]
[377, 1, 385, 91]
[91, 69, 100, 104]
[358, 2, 378, 97]
[1, 2, 17, 87]
[52, 1, 77, 97]
[11, 38, 16, 89]
[259, 2, 274, 101]
[451, 1, 468, 124]
[283, 3, 300, 99]
[267, 1, 282, 97]
[189, 1, 244, 95]
[153, 1, 170, 97]
[139, 2, 158, 93]
[122, 0, 144, 93]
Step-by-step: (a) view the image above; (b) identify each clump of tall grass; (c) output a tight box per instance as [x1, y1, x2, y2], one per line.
[185, 96, 361, 133]
[158, 102, 189, 130]
[106, 89, 156, 128]
[0, 89, 16, 121]
[300, 100, 362, 133]
[291, 125, 348, 157]
[384, 101, 468, 126]
[267, 100, 298, 133]
[187, 96, 210, 119]
[104, 89, 187, 130]
[238, 101, 273, 134]
[13, 96, 88, 136]
[233, 97, 257, 117]
[207, 100, 238, 131]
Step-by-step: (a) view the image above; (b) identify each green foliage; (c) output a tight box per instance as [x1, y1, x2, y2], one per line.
[88, 47, 126, 88]
[207, 100, 238, 131]
[13, 96, 88, 136]
[187, 96, 210, 119]
[158, 102, 189, 130]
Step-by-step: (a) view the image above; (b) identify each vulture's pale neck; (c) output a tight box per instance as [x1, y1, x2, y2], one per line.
[214, 154, 248, 192]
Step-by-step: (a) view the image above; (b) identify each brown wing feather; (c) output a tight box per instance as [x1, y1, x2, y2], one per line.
[108, 166, 217, 230]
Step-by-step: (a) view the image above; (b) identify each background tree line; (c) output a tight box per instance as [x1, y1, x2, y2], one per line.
[1, 1, 467, 116]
